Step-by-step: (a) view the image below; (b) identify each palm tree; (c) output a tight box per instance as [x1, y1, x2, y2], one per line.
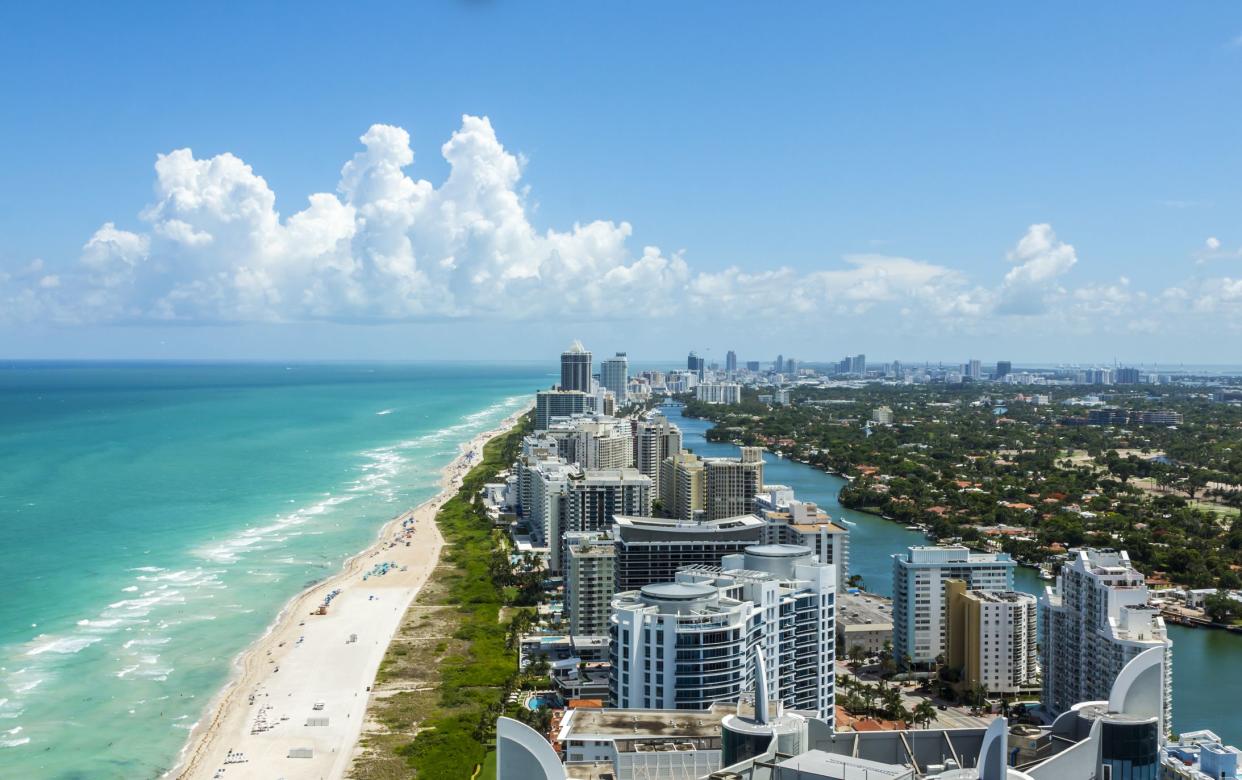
[913, 700, 937, 729]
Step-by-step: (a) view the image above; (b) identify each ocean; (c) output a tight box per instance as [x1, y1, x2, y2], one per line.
[0, 361, 546, 779]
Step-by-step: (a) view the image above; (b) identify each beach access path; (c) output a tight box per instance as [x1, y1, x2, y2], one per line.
[171, 404, 531, 780]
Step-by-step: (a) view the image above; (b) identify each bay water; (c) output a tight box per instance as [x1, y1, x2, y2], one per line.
[673, 406, 1242, 746]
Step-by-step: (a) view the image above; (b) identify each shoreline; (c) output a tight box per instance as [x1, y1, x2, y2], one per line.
[169, 401, 532, 780]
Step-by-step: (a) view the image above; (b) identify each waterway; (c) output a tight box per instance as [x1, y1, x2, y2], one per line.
[670, 405, 1242, 745]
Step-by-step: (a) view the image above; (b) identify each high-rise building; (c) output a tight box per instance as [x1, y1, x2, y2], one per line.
[757, 497, 850, 590]
[849, 354, 866, 375]
[552, 416, 633, 470]
[891, 546, 1016, 665]
[633, 414, 682, 496]
[745, 360, 760, 372]
[687, 350, 706, 380]
[695, 382, 742, 404]
[996, 360, 1012, 378]
[563, 531, 617, 637]
[965, 359, 982, 380]
[612, 513, 765, 591]
[560, 340, 593, 392]
[704, 447, 764, 520]
[774, 354, 784, 373]
[1115, 367, 1141, 384]
[1040, 548, 1172, 729]
[660, 452, 705, 521]
[609, 544, 835, 717]
[564, 468, 652, 541]
[725, 350, 737, 373]
[601, 352, 628, 404]
[784, 358, 798, 376]
[945, 581, 1039, 695]
[535, 389, 591, 430]
[527, 460, 579, 559]
[871, 406, 894, 424]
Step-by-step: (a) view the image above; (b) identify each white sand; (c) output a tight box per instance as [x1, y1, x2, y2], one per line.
[171, 404, 531, 780]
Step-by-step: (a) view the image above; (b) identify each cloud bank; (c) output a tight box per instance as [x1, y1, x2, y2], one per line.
[2, 115, 1240, 339]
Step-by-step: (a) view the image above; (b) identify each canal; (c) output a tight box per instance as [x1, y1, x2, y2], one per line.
[671, 406, 1242, 744]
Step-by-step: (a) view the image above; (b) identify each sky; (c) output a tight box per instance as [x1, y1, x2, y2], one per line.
[0, 3, 1240, 365]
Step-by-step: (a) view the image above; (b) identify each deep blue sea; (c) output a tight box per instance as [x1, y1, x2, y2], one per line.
[0, 362, 546, 779]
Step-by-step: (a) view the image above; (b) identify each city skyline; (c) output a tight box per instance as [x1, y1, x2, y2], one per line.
[2, 4, 1242, 361]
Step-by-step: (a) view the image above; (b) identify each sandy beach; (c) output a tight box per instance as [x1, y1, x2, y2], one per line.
[170, 403, 530, 780]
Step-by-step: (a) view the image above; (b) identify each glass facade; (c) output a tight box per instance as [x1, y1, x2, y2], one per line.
[1100, 719, 1159, 780]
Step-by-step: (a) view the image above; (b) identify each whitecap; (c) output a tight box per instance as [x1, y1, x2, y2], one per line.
[76, 618, 124, 630]
[26, 636, 102, 656]
[0, 736, 30, 748]
[376, 408, 395, 415]
[121, 586, 138, 593]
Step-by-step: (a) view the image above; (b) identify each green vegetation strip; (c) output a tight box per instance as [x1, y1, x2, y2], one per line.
[351, 415, 536, 780]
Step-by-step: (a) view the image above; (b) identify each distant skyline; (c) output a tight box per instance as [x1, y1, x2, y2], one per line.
[1, 3, 1241, 362]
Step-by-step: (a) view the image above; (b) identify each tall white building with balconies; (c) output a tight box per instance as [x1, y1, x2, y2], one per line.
[1040, 548, 1172, 728]
[891, 545, 1016, 665]
[609, 544, 835, 719]
[695, 382, 743, 405]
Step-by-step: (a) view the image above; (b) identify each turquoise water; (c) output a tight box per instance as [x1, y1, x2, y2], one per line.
[673, 406, 1242, 746]
[0, 362, 546, 778]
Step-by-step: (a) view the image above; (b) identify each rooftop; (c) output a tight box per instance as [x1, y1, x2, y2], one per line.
[561, 706, 728, 739]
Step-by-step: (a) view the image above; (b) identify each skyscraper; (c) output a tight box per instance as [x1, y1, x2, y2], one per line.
[1040, 549, 1172, 729]
[704, 447, 764, 520]
[996, 360, 1012, 378]
[633, 413, 682, 495]
[891, 546, 1016, 665]
[560, 340, 592, 392]
[687, 350, 706, 380]
[725, 350, 737, 373]
[609, 544, 835, 717]
[660, 452, 705, 521]
[774, 354, 784, 373]
[535, 389, 590, 430]
[600, 352, 628, 403]
[945, 581, 1039, 695]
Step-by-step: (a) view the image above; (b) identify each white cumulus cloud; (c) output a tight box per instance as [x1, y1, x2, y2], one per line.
[4, 116, 1242, 343]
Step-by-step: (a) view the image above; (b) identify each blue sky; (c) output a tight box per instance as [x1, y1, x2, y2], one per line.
[1, 3, 1240, 364]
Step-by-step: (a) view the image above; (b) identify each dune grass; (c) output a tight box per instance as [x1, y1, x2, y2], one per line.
[351, 415, 531, 779]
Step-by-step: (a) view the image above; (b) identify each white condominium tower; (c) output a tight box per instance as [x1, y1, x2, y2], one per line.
[704, 448, 764, 520]
[609, 544, 835, 719]
[600, 352, 628, 404]
[695, 382, 742, 405]
[891, 546, 1016, 665]
[560, 340, 593, 393]
[552, 416, 633, 471]
[1040, 548, 1172, 728]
